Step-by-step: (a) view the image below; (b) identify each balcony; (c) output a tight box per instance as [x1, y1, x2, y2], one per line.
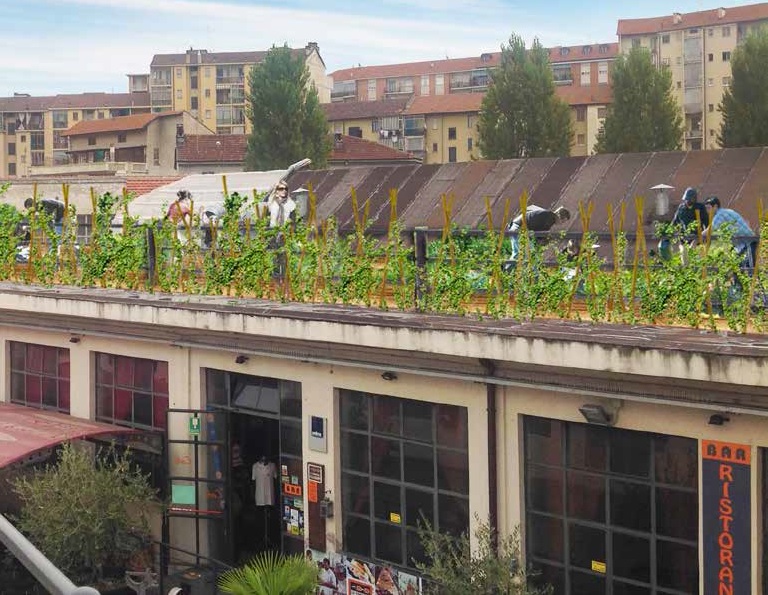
[216, 77, 245, 86]
[404, 117, 426, 137]
[28, 161, 148, 177]
[331, 82, 356, 102]
[685, 128, 703, 139]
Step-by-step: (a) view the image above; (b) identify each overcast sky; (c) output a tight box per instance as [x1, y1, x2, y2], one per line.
[0, 0, 753, 97]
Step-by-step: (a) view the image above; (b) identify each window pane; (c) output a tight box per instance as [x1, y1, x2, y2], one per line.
[404, 442, 434, 487]
[610, 480, 651, 532]
[405, 487, 433, 528]
[568, 523, 605, 570]
[97, 353, 114, 385]
[570, 570, 606, 595]
[341, 431, 369, 473]
[437, 448, 469, 495]
[153, 395, 168, 430]
[655, 435, 697, 487]
[373, 395, 400, 435]
[613, 532, 650, 583]
[532, 563, 564, 595]
[340, 391, 369, 430]
[657, 540, 698, 592]
[656, 487, 697, 541]
[116, 357, 133, 386]
[613, 582, 651, 595]
[26, 376, 42, 404]
[343, 515, 370, 558]
[10, 342, 24, 370]
[567, 471, 605, 522]
[343, 473, 370, 516]
[403, 400, 432, 442]
[528, 465, 563, 514]
[528, 514, 564, 562]
[375, 521, 402, 564]
[10, 372, 25, 402]
[42, 346, 57, 375]
[42, 378, 58, 408]
[27, 345, 43, 373]
[280, 380, 301, 419]
[374, 481, 401, 523]
[97, 386, 113, 419]
[59, 380, 70, 413]
[526, 417, 563, 466]
[371, 437, 401, 480]
[134, 392, 152, 427]
[610, 430, 650, 477]
[153, 362, 169, 396]
[436, 405, 467, 448]
[438, 494, 468, 537]
[58, 350, 70, 379]
[406, 529, 427, 568]
[114, 389, 132, 422]
[280, 420, 302, 457]
[568, 424, 607, 471]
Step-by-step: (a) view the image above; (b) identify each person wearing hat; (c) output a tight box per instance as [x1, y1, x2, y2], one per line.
[506, 204, 571, 262]
[671, 187, 709, 232]
[703, 196, 757, 269]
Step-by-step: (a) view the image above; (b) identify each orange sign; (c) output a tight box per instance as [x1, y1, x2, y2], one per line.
[702, 440, 751, 465]
[308, 480, 319, 503]
[284, 483, 302, 497]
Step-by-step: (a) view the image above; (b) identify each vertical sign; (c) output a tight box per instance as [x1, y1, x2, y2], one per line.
[307, 462, 326, 551]
[702, 440, 751, 595]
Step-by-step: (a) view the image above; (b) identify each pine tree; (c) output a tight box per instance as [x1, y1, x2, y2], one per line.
[595, 47, 682, 153]
[478, 34, 573, 158]
[245, 45, 331, 170]
[719, 29, 768, 147]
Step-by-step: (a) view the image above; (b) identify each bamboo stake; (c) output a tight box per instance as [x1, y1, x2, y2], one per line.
[628, 196, 643, 310]
[514, 189, 530, 314]
[378, 189, 398, 307]
[745, 199, 764, 331]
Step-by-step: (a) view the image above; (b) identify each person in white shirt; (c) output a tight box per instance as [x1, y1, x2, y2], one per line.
[251, 456, 277, 506]
[317, 558, 337, 595]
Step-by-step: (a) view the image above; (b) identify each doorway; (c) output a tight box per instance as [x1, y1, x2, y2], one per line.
[230, 412, 281, 564]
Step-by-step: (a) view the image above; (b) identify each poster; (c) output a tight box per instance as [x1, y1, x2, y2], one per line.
[311, 552, 422, 595]
[702, 440, 751, 595]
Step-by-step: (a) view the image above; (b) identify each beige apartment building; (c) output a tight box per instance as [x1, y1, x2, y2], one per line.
[0, 92, 151, 179]
[147, 45, 331, 135]
[618, 3, 768, 150]
[330, 43, 618, 158]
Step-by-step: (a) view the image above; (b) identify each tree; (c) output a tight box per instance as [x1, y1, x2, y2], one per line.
[595, 47, 682, 153]
[12, 442, 157, 585]
[479, 34, 573, 159]
[416, 518, 552, 594]
[719, 29, 768, 147]
[218, 550, 318, 595]
[245, 44, 331, 171]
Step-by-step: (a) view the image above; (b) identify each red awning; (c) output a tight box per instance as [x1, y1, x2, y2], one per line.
[0, 402, 137, 469]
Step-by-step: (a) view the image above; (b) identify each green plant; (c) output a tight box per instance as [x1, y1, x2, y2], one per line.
[416, 517, 551, 595]
[0, 202, 23, 280]
[12, 442, 157, 585]
[218, 551, 318, 595]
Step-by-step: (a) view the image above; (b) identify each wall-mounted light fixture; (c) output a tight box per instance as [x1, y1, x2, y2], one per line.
[68, 336, 81, 344]
[579, 403, 615, 426]
[235, 355, 249, 364]
[381, 371, 397, 381]
[708, 413, 730, 426]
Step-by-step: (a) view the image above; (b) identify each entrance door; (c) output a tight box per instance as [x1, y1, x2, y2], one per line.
[164, 408, 230, 571]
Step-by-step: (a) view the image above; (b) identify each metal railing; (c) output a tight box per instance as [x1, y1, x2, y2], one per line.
[0, 513, 100, 595]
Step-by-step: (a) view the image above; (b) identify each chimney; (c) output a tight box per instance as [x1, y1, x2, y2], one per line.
[672, 12, 682, 24]
[333, 132, 343, 149]
[480, 53, 492, 63]
[306, 41, 319, 55]
[718, 7, 726, 18]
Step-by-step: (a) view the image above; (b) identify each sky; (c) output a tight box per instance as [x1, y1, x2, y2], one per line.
[0, 0, 757, 97]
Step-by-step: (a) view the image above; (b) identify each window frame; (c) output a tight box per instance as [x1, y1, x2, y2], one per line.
[9, 341, 70, 413]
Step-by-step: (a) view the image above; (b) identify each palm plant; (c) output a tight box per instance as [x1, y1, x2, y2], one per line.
[218, 551, 318, 595]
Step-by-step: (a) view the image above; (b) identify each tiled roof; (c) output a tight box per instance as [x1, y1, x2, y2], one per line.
[330, 135, 418, 163]
[331, 43, 619, 82]
[0, 92, 150, 113]
[61, 112, 179, 137]
[555, 84, 613, 106]
[404, 94, 484, 115]
[177, 134, 247, 163]
[125, 176, 182, 197]
[617, 3, 768, 35]
[323, 98, 410, 121]
[150, 48, 306, 67]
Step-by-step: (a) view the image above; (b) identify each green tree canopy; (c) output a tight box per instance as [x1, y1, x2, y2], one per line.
[595, 47, 682, 154]
[245, 44, 331, 171]
[478, 34, 573, 158]
[719, 29, 768, 147]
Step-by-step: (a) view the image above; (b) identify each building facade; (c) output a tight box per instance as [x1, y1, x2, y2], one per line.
[147, 45, 331, 134]
[617, 3, 768, 150]
[1, 286, 767, 593]
[329, 44, 618, 159]
[0, 93, 151, 179]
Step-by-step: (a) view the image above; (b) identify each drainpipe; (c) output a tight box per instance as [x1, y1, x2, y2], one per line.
[480, 358, 499, 552]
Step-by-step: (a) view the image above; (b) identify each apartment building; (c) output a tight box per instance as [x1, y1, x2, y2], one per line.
[617, 3, 768, 150]
[0, 92, 150, 178]
[329, 43, 618, 158]
[147, 44, 331, 135]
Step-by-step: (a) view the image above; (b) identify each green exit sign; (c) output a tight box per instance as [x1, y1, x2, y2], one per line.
[189, 415, 201, 436]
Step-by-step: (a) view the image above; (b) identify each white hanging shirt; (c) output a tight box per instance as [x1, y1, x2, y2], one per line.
[251, 461, 277, 506]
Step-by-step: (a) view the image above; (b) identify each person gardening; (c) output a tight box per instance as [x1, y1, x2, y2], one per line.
[506, 204, 571, 263]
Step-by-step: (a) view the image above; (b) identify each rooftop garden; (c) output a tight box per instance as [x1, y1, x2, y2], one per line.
[2, 180, 767, 334]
